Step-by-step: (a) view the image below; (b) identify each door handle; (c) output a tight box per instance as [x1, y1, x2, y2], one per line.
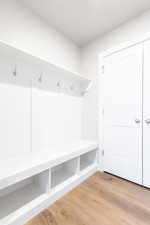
[135, 119, 140, 124]
[145, 119, 150, 124]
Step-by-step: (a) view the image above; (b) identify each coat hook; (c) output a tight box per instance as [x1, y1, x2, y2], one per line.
[70, 83, 74, 91]
[13, 66, 17, 76]
[56, 81, 60, 87]
[81, 90, 87, 96]
[38, 75, 42, 83]
[81, 81, 92, 96]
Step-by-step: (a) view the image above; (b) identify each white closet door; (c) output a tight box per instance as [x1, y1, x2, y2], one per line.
[103, 44, 143, 184]
[0, 84, 31, 160]
[143, 40, 150, 188]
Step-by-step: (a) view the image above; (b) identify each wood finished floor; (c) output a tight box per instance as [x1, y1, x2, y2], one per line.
[25, 172, 150, 225]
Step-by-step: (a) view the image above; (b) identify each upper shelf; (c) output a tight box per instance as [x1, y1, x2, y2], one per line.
[0, 140, 98, 190]
[0, 40, 91, 96]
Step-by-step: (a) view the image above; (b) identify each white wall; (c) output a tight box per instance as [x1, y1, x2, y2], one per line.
[81, 9, 150, 142]
[0, 42, 83, 160]
[0, 0, 80, 73]
[32, 90, 83, 154]
[3, 0, 150, 145]
[0, 0, 84, 159]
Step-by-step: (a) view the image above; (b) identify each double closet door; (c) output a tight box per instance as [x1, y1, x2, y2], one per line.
[103, 40, 150, 187]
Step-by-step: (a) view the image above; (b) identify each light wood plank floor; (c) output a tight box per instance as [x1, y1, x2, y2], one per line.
[25, 172, 150, 225]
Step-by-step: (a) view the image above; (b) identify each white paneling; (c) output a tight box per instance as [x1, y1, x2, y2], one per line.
[0, 39, 86, 160]
[103, 44, 142, 184]
[0, 83, 31, 160]
[32, 88, 83, 153]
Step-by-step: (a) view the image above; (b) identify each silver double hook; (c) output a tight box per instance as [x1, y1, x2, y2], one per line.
[13, 66, 17, 77]
[38, 75, 43, 83]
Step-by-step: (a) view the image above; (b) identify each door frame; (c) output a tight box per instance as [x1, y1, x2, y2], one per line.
[98, 33, 150, 173]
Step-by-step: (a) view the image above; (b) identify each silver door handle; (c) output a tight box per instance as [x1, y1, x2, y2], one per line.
[135, 119, 140, 124]
[145, 119, 150, 124]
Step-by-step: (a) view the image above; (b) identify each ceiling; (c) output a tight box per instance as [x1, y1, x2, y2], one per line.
[21, 0, 150, 46]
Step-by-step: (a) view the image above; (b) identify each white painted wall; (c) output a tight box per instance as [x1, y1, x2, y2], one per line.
[0, 0, 80, 73]
[81, 9, 150, 142]
[0, 0, 84, 159]
[32, 90, 83, 154]
[0, 47, 84, 160]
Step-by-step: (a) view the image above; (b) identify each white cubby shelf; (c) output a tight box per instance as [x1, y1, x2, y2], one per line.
[80, 150, 97, 171]
[51, 157, 78, 188]
[0, 170, 49, 221]
[0, 141, 98, 225]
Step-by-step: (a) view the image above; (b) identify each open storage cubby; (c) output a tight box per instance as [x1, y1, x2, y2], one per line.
[0, 141, 98, 225]
[51, 157, 78, 189]
[0, 170, 49, 220]
[80, 150, 97, 171]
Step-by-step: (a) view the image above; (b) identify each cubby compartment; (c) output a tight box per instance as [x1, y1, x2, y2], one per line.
[0, 170, 50, 220]
[51, 158, 78, 188]
[80, 150, 97, 171]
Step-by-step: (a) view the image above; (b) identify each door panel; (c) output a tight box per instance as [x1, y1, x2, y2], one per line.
[143, 40, 150, 187]
[104, 127, 142, 183]
[103, 44, 143, 184]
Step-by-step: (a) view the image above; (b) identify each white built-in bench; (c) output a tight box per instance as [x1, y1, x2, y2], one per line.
[0, 141, 98, 225]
